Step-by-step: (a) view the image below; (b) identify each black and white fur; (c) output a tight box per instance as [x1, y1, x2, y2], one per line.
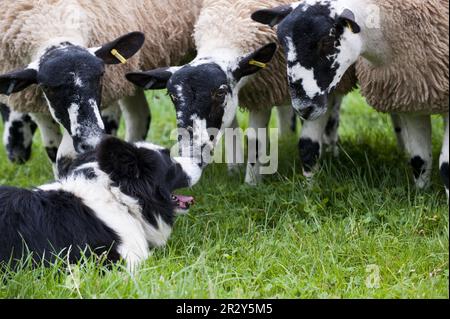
[126, 44, 278, 185]
[0, 137, 202, 270]
[252, 0, 449, 195]
[0, 32, 146, 177]
[0, 103, 37, 164]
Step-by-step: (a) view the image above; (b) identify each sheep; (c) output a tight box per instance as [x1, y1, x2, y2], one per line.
[126, 0, 357, 185]
[0, 102, 124, 167]
[0, 0, 203, 177]
[0, 103, 37, 164]
[252, 0, 449, 197]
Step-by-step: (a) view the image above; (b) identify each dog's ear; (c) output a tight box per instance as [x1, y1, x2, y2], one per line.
[97, 137, 144, 180]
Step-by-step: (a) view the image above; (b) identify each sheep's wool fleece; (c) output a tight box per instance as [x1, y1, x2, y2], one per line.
[195, 0, 357, 111]
[0, 0, 203, 113]
[357, 0, 449, 114]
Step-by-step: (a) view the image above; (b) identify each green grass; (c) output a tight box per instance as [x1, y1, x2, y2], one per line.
[0, 91, 448, 299]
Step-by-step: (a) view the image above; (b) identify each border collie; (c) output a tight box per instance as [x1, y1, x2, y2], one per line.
[0, 137, 202, 270]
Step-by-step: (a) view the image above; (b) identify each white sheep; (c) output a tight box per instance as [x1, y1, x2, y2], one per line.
[252, 0, 449, 197]
[0, 0, 203, 177]
[127, 0, 356, 185]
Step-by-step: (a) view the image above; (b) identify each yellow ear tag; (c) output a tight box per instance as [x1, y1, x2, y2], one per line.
[249, 59, 267, 69]
[346, 21, 354, 33]
[111, 49, 128, 64]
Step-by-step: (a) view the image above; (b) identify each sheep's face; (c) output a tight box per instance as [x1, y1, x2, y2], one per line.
[126, 43, 277, 167]
[166, 63, 230, 164]
[0, 32, 145, 154]
[38, 44, 106, 153]
[252, 2, 361, 120]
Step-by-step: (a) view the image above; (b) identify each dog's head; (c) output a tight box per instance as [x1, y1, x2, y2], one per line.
[95, 137, 202, 215]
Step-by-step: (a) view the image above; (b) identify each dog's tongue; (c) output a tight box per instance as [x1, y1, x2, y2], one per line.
[174, 195, 195, 209]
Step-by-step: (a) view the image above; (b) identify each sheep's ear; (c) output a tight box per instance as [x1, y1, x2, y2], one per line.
[94, 31, 145, 65]
[126, 67, 180, 90]
[0, 69, 38, 96]
[232, 43, 277, 81]
[251, 5, 293, 27]
[338, 9, 361, 34]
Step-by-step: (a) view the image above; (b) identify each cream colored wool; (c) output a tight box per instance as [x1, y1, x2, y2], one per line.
[0, 0, 203, 113]
[357, 0, 449, 114]
[195, 0, 356, 112]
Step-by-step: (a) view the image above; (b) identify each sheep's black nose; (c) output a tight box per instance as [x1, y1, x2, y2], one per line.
[298, 106, 315, 121]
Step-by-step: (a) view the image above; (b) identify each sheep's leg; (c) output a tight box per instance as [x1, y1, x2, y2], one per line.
[226, 116, 245, 175]
[323, 94, 343, 157]
[299, 108, 332, 178]
[245, 108, 272, 185]
[276, 105, 296, 137]
[391, 114, 405, 151]
[440, 113, 449, 199]
[55, 130, 78, 179]
[119, 89, 151, 142]
[101, 102, 122, 136]
[30, 113, 62, 176]
[398, 114, 433, 189]
[1, 105, 37, 164]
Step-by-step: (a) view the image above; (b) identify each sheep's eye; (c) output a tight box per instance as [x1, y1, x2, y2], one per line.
[318, 36, 335, 55]
[212, 86, 228, 100]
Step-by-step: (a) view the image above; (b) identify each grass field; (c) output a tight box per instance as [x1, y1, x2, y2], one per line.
[0, 91, 448, 299]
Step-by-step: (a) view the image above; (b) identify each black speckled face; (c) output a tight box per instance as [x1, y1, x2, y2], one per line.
[38, 44, 106, 153]
[167, 63, 229, 131]
[253, 2, 361, 120]
[277, 4, 343, 120]
[167, 63, 231, 162]
[126, 43, 277, 165]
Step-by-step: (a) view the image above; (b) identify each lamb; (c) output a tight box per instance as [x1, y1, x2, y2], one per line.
[126, 0, 357, 185]
[0, 0, 203, 177]
[252, 0, 449, 197]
